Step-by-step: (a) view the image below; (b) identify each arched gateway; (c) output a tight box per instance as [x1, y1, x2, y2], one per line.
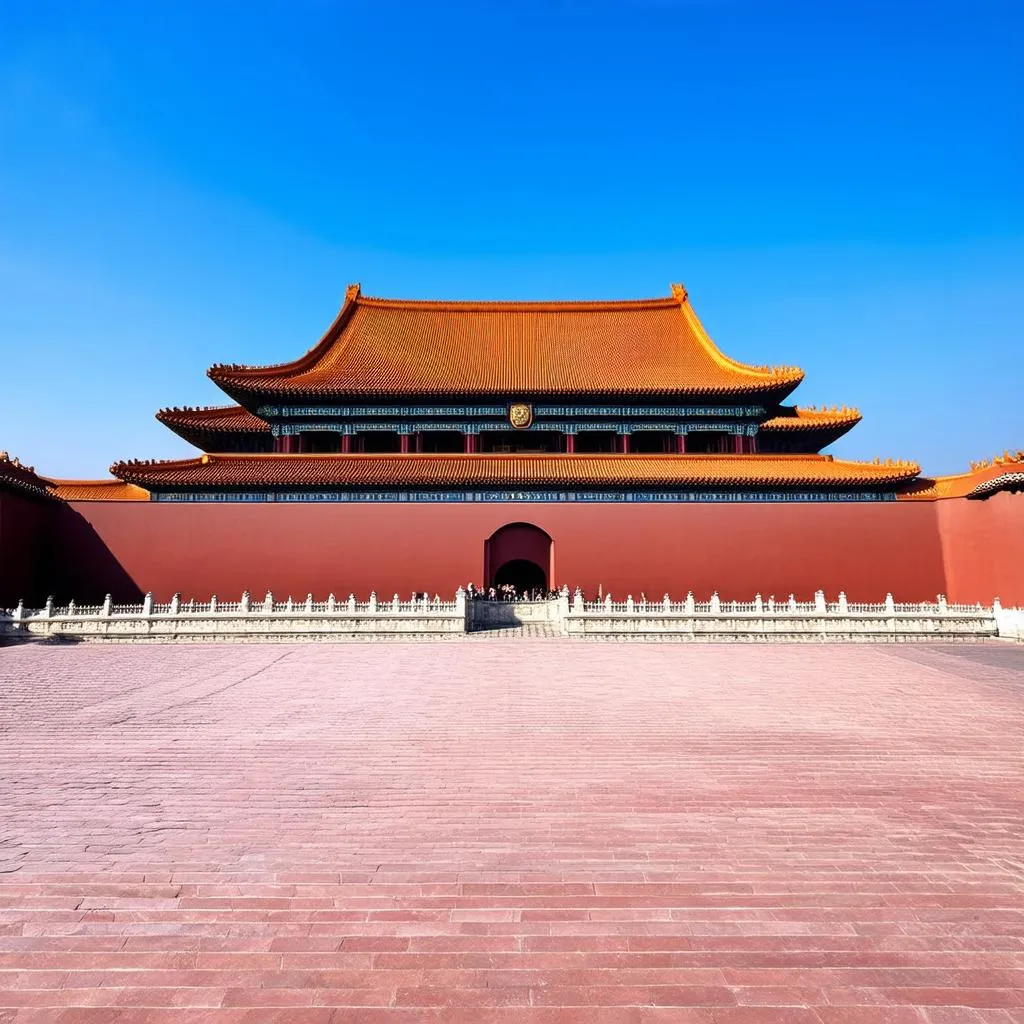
[485, 523, 553, 592]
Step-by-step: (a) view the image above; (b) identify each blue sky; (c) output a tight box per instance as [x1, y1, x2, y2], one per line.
[1, 0, 1021, 478]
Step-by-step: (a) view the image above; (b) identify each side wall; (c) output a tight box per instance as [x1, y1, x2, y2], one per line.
[0, 491, 50, 607]
[937, 491, 1024, 606]
[46, 500, 947, 603]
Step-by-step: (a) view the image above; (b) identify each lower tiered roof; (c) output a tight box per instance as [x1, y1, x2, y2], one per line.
[32, 453, 1022, 504]
[111, 452, 921, 491]
[47, 480, 151, 502]
[897, 451, 1024, 500]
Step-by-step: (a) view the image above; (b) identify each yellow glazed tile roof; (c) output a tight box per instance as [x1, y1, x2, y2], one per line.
[48, 479, 151, 502]
[897, 451, 1024, 501]
[157, 405, 270, 433]
[760, 406, 862, 432]
[112, 452, 919, 490]
[208, 284, 805, 400]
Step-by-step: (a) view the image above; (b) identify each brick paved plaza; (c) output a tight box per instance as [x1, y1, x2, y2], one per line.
[1, 641, 1022, 1023]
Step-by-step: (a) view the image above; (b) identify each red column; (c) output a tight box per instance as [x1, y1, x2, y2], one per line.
[341, 435, 351, 454]
[733, 434, 744, 454]
[620, 434, 630, 454]
[464, 434, 476, 453]
[676, 434, 687, 454]
[400, 434, 409, 454]
[415, 433, 423, 453]
[565, 434, 575, 453]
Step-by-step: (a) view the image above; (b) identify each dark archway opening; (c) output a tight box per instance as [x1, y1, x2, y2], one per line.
[484, 521, 554, 592]
[493, 558, 547, 593]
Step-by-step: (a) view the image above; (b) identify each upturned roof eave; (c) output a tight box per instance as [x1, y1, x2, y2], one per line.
[156, 406, 271, 448]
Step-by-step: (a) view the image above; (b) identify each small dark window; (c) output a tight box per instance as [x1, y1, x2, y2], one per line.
[354, 431, 402, 454]
[479, 431, 562, 454]
[629, 431, 674, 454]
[300, 431, 341, 454]
[420, 431, 465, 453]
[686, 431, 731, 454]
[573, 431, 618, 454]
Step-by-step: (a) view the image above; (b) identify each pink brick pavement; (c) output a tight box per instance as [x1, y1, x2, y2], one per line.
[0, 641, 1022, 1023]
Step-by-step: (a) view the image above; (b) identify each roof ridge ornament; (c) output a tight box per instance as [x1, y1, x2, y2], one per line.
[670, 283, 688, 304]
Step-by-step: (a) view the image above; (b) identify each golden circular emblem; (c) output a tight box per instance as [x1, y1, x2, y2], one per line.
[509, 403, 533, 429]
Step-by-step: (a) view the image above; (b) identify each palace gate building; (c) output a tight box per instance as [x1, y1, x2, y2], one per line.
[1, 283, 1021, 605]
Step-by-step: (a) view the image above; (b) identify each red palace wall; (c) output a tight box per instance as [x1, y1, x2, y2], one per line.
[39, 499, 951, 604]
[937, 491, 1024, 606]
[0, 492, 51, 607]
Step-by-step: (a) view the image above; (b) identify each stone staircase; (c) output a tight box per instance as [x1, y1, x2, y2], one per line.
[467, 598, 564, 635]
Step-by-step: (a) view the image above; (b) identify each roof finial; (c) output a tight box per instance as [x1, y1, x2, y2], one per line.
[345, 282, 361, 303]
[670, 282, 688, 304]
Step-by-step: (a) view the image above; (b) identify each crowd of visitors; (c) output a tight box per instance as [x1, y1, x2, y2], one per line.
[466, 583, 560, 602]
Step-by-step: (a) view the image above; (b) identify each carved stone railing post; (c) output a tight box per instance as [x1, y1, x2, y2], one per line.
[788, 594, 797, 612]
[101, 594, 112, 618]
[327, 593, 336, 613]
[663, 593, 671, 612]
[885, 593, 895, 613]
[369, 591, 377, 613]
[604, 593, 613, 611]
[626, 594, 635, 614]
[210, 595, 218, 613]
[285, 596, 294, 613]
[13, 600, 24, 625]
[347, 594, 356, 613]
[143, 592, 153, 617]
[44, 596, 54, 619]
[263, 591, 273, 613]
[710, 591, 721, 614]
[240, 591, 250, 613]
[392, 593, 401, 612]
[169, 593, 180, 616]
[557, 587, 570, 621]
[68, 598, 76, 616]
[938, 594, 948, 614]
[455, 587, 466, 618]
[767, 595, 774, 613]
[305, 593, 313, 613]
[685, 591, 695, 614]
[754, 593, 763, 614]
[814, 590, 827, 614]
[838, 591, 848, 614]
